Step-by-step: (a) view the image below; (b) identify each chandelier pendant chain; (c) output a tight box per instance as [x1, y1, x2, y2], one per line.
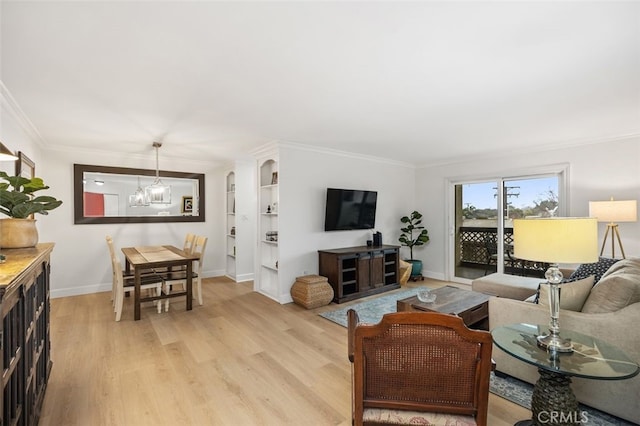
[153, 141, 162, 182]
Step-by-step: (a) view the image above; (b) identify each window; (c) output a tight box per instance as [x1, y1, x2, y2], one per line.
[451, 170, 565, 282]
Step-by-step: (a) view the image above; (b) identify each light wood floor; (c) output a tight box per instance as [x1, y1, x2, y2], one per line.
[39, 277, 530, 425]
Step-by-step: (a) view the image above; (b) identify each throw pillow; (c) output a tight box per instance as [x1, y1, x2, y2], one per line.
[568, 257, 619, 284]
[598, 258, 640, 280]
[538, 276, 594, 312]
[581, 272, 640, 313]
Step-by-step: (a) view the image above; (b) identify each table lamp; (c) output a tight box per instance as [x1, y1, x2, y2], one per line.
[589, 198, 637, 259]
[513, 217, 598, 352]
[0, 141, 19, 162]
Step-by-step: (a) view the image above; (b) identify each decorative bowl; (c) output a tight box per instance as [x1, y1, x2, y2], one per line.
[416, 288, 436, 303]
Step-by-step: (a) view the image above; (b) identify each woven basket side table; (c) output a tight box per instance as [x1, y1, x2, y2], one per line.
[291, 275, 334, 309]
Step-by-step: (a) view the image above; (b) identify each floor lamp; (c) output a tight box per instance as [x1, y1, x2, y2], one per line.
[513, 218, 598, 352]
[589, 199, 637, 259]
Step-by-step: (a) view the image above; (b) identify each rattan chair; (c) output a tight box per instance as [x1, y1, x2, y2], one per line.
[347, 310, 493, 426]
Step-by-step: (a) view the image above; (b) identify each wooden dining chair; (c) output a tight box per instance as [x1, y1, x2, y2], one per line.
[106, 236, 164, 321]
[347, 309, 493, 426]
[106, 235, 130, 304]
[184, 232, 196, 254]
[163, 235, 208, 311]
[153, 233, 196, 275]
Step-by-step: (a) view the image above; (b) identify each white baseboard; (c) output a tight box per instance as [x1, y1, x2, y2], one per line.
[235, 272, 254, 282]
[51, 268, 229, 299]
[279, 294, 294, 304]
[423, 270, 445, 281]
[205, 268, 226, 278]
[52, 283, 111, 299]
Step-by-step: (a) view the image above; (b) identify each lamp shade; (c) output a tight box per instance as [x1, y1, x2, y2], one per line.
[589, 199, 637, 223]
[0, 141, 18, 161]
[513, 217, 598, 264]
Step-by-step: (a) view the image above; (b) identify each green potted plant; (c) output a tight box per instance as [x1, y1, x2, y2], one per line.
[399, 210, 430, 277]
[0, 171, 63, 248]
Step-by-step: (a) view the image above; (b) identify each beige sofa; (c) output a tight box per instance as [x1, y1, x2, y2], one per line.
[472, 272, 542, 300]
[483, 259, 640, 424]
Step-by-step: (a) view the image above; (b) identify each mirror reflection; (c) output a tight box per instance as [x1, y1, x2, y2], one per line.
[74, 164, 205, 224]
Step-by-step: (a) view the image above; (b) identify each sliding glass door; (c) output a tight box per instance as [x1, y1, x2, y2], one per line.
[452, 173, 563, 282]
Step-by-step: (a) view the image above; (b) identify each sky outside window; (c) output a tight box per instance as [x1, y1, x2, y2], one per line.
[463, 177, 558, 210]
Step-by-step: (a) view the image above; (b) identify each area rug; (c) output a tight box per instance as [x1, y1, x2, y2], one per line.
[319, 287, 423, 327]
[320, 289, 635, 426]
[490, 373, 634, 426]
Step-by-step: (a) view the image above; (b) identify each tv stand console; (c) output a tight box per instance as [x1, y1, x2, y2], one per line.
[318, 245, 400, 304]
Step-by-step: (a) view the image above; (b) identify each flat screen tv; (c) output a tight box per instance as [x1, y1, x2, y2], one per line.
[324, 188, 377, 231]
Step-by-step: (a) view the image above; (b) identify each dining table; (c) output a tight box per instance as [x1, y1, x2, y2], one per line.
[121, 245, 201, 320]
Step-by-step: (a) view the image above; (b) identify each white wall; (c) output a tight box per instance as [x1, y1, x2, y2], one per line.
[232, 159, 257, 282]
[5, 79, 417, 303]
[5, 79, 638, 300]
[277, 144, 416, 302]
[1, 86, 227, 297]
[1, 83, 42, 171]
[415, 137, 640, 281]
[39, 150, 226, 297]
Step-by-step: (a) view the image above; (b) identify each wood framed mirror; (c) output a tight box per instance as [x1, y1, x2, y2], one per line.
[73, 164, 205, 224]
[16, 151, 35, 179]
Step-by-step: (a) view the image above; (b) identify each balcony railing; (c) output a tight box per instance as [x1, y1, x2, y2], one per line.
[459, 226, 547, 278]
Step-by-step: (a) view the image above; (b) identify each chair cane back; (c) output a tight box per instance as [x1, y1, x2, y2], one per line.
[347, 310, 493, 426]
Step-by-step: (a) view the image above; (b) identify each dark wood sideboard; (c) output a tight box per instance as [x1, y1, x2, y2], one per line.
[0, 243, 54, 426]
[318, 245, 400, 303]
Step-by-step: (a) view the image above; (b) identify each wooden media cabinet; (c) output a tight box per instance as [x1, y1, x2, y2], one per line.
[318, 245, 400, 303]
[0, 243, 54, 426]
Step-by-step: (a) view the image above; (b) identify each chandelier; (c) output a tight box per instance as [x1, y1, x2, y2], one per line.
[145, 142, 171, 204]
[128, 176, 150, 207]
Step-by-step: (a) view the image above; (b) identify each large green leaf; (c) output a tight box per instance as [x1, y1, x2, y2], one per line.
[0, 171, 62, 218]
[398, 210, 430, 257]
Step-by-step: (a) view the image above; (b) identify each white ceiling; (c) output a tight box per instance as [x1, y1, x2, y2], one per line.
[1, 1, 639, 167]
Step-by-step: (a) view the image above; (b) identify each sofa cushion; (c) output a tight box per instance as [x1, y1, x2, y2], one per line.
[581, 261, 640, 313]
[599, 257, 640, 280]
[471, 273, 542, 300]
[538, 276, 594, 312]
[568, 257, 619, 284]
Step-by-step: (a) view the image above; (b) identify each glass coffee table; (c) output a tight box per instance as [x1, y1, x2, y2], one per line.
[492, 323, 639, 426]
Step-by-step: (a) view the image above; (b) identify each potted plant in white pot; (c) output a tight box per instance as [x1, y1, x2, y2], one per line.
[399, 210, 430, 278]
[0, 171, 63, 248]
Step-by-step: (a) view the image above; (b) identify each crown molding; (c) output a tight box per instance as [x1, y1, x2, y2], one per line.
[248, 141, 279, 159]
[43, 143, 221, 170]
[417, 132, 640, 169]
[0, 80, 47, 148]
[249, 141, 416, 168]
